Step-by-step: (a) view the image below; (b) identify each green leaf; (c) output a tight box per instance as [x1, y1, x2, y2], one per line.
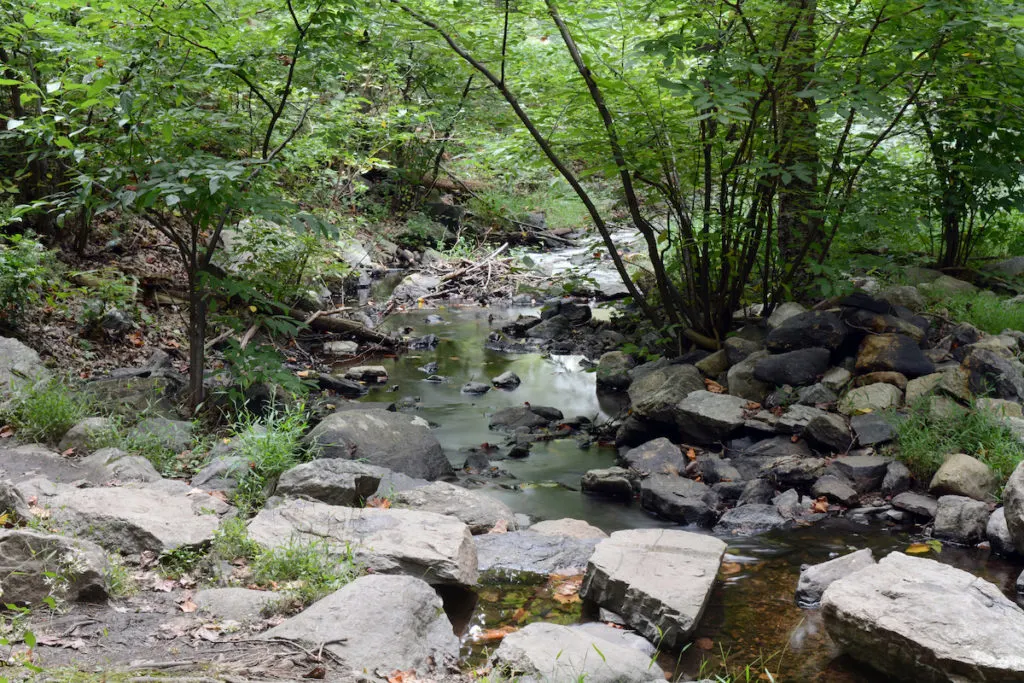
[6, 118, 25, 130]
[165, 194, 180, 207]
[23, 630, 36, 648]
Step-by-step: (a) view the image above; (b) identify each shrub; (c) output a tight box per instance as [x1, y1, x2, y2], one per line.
[2, 379, 92, 444]
[0, 232, 54, 331]
[229, 403, 314, 512]
[211, 517, 260, 563]
[252, 538, 361, 608]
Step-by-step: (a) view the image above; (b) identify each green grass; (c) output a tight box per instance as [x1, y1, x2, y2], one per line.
[926, 290, 1024, 335]
[1, 379, 93, 444]
[228, 403, 314, 512]
[252, 538, 361, 608]
[890, 398, 1024, 487]
[157, 545, 208, 580]
[211, 517, 261, 562]
[90, 416, 197, 476]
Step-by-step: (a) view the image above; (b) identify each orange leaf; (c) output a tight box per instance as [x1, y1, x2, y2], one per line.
[366, 496, 391, 509]
[387, 670, 416, 683]
[719, 562, 742, 576]
[811, 496, 830, 513]
[704, 378, 726, 394]
[128, 331, 146, 347]
[61, 448, 75, 457]
[179, 597, 197, 613]
[512, 607, 528, 622]
[744, 401, 762, 410]
[296, 370, 312, 378]
[686, 447, 697, 461]
[790, 434, 800, 443]
[905, 543, 931, 554]
[303, 666, 326, 679]
[473, 626, 518, 643]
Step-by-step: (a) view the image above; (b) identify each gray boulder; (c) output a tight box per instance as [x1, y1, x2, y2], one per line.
[988, 508, 1018, 557]
[766, 311, 848, 353]
[461, 381, 491, 395]
[921, 274, 978, 295]
[261, 575, 458, 673]
[713, 504, 789, 535]
[0, 337, 48, 396]
[392, 273, 441, 301]
[490, 622, 664, 683]
[811, 475, 859, 507]
[0, 479, 31, 522]
[1005, 461, 1024, 552]
[676, 391, 748, 443]
[130, 417, 193, 453]
[303, 410, 453, 480]
[891, 491, 938, 519]
[838, 383, 904, 415]
[640, 474, 719, 526]
[805, 412, 852, 452]
[580, 529, 726, 649]
[489, 405, 562, 431]
[620, 438, 686, 476]
[830, 455, 891, 493]
[695, 349, 730, 377]
[475, 531, 599, 576]
[392, 481, 517, 534]
[491, 371, 522, 390]
[81, 448, 161, 483]
[795, 548, 875, 606]
[247, 498, 477, 585]
[727, 350, 771, 402]
[822, 552, 1024, 682]
[193, 587, 277, 622]
[627, 364, 703, 426]
[596, 351, 635, 392]
[933, 495, 990, 545]
[850, 413, 897, 446]
[760, 455, 826, 490]
[963, 347, 1024, 402]
[753, 348, 831, 387]
[57, 417, 115, 454]
[581, 467, 637, 501]
[878, 285, 926, 312]
[0, 529, 108, 603]
[767, 302, 806, 329]
[928, 453, 996, 501]
[275, 459, 386, 506]
[881, 461, 912, 496]
[529, 518, 606, 540]
[724, 336, 763, 365]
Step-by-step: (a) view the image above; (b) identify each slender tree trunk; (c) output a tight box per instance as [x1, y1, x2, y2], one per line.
[938, 195, 962, 268]
[187, 268, 208, 411]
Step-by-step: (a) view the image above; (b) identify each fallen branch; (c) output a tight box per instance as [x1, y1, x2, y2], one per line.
[290, 307, 397, 345]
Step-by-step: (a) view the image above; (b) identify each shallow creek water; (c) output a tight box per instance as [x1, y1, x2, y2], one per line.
[341, 306, 1023, 682]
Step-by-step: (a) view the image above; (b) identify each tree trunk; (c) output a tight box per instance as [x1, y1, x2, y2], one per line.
[938, 197, 961, 268]
[187, 269, 208, 412]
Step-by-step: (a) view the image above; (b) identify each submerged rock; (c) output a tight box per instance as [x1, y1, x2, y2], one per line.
[795, 547, 875, 607]
[713, 503, 789, 535]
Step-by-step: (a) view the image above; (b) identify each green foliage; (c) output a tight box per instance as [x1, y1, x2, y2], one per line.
[90, 417, 198, 476]
[157, 546, 208, 580]
[0, 232, 54, 331]
[212, 517, 261, 563]
[103, 556, 138, 599]
[228, 404, 314, 512]
[926, 291, 1024, 336]
[891, 399, 1024, 486]
[2, 379, 92, 444]
[252, 538, 361, 608]
[218, 341, 313, 412]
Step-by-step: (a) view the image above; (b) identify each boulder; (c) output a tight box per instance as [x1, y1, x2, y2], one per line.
[343, 365, 388, 382]
[724, 336, 763, 365]
[489, 405, 562, 431]
[988, 508, 1018, 557]
[766, 311, 848, 352]
[248, 498, 477, 585]
[0, 529, 108, 604]
[316, 373, 367, 398]
[275, 459, 386, 506]
[322, 340, 358, 356]
[921, 274, 978, 295]
[260, 575, 458, 673]
[855, 334, 934, 378]
[527, 314, 572, 340]
[822, 367, 853, 391]
[759, 456, 826, 489]
[627, 364, 704, 426]
[976, 397, 1023, 420]
[772, 488, 804, 519]
[795, 548, 874, 606]
[475, 531, 599, 576]
[620, 438, 686, 476]
[853, 371, 909, 391]
[928, 453, 996, 501]
[878, 285, 926, 312]
[595, 351, 636, 391]
[881, 461, 912, 496]
[392, 273, 442, 301]
[822, 552, 1024, 682]
[640, 475, 720, 526]
[490, 622, 664, 683]
[695, 349, 730, 377]
[1005, 461, 1024, 553]
[811, 475, 859, 506]
[753, 348, 831, 387]
[842, 308, 927, 344]
[737, 478, 776, 506]
[0, 337, 48, 396]
[962, 347, 1024, 402]
[580, 529, 726, 649]
[767, 302, 806, 329]
[675, 391, 748, 443]
[303, 410, 453, 480]
[796, 382, 839, 406]
[130, 417, 194, 453]
[193, 587, 277, 622]
[461, 381, 491, 395]
[727, 350, 771, 402]
[933, 495, 990, 545]
[698, 455, 742, 485]
[491, 371, 521, 390]
[891, 491, 938, 519]
[830, 455, 891, 493]
[81, 448, 161, 483]
[57, 417, 115, 454]
[713, 504, 789, 535]
[850, 413, 897, 446]
[838, 383, 903, 415]
[529, 518, 607, 540]
[805, 412, 853, 452]
[392, 482, 518, 534]
[0, 479, 31, 522]
[542, 300, 592, 325]
[581, 467, 637, 501]
[83, 375, 181, 417]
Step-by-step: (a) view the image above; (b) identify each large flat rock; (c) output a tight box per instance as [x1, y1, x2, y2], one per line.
[260, 575, 458, 674]
[391, 481, 518, 534]
[247, 498, 477, 585]
[580, 529, 726, 649]
[822, 552, 1024, 682]
[475, 531, 598, 577]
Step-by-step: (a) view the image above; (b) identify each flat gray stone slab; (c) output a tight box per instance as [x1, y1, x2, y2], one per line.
[475, 531, 598, 577]
[580, 529, 726, 649]
[193, 587, 277, 622]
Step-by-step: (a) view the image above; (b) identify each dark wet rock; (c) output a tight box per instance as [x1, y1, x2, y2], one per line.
[526, 314, 573, 341]
[796, 382, 839, 406]
[475, 531, 599, 576]
[947, 323, 984, 361]
[713, 480, 747, 504]
[275, 459, 385, 506]
[502, 316, 541, 337]
[753, 347, 831, 387]
[892, 491, 938, 519]
[581, 467, 637, 501]
[933, 495, 991, 545]
[580, 529, 726, 649]
[766, 311, 848, 353]
[732, 435, 814, 459]
[773, 488, 805, 519]
[855, 334, 934, 378]
[713, 504, 789, 535]
[724, 336, 763, 365]
[627, 364, 704, 426]
[698, 455, 743, 485]
[727, 350, 771, 402]
[738, 478, 776, 506]
[850, 412, 896, 446]
[882, 461, 912, 496]
[962, 347, 1024, 402]
[695, 349, 730, 377]
[929, 453, 996, 502]
[489, 405, 562, 432]
[491, 371, 521, 390]
[304, 410, 453, 480]
[409, 333, 439, 350]
[767, 302, 807, 329]
[316, 373, 368, 398]
[261, 574, 459, 673]
[805, 412, 853, 453]
[796, 548, 875, 607]
[829, 455, 890, 493]
[461, 381, 491, 395]
[620, 437, 686, 476]
[541, 300, 592, 325]
[853, 371, 909, 391]
[760, 456, 826, 490]
[822, 552, 1024, 682]
[392, 482, 517, 534]
[595, 351, 635, 391]
[490, 622, 664, 683]
[640, 474, 720, 526]
[988, 508, 1018, 557]
[838, 383, 903, 415]
[676, 390, 749, 443]
[417, 361, 439, 375]
[812, 475, 859, 506]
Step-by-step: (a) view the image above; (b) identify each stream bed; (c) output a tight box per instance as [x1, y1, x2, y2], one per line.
[344, 306, 1022, 682]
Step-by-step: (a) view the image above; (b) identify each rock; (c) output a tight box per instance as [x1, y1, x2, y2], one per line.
[84, 375, 181, 417]
[489, 405, 562, 431]
[275, 459, 385, 506]
[595, 351, 635, 391]
[461, 381, 491, 395]
[316, 373, 368, 397]
[767, 302, 806, 329]
[29, 480, 230, 555]
[475, 531, 599, 576]
[343, 365, 388, 383]
[989, 256, 1024, 277]
[491, 371, 521, 390]
[881, 461, 912, 496]
[57, 417, 114, 454]
[838, 383, 903, 415]
[921, 273, 978, 295]
[795, 548, 875, 606]
[322, 340, 358, 357]
[392, 273, 442, 301]
[490, 622, 663, 683]
[193, 588, 277, 622]
[695, 349, 730, 377]
[963, 347, 1024, 402]
[796, 382, 839, 406]
[0, 337, 48, 396]
[581, 467, 637, 501]
[853, 371, 909, 391]
[640, 474, 720, 526]
[408, 334, 439, 350]
[988, 508, 1018, 557]
[805, 412, 852, 452]
[976, 397, 1023, 420]
[1005, 461, 1024, 552]
[620, 437, 686, 476]
[0, 529, 108, 604]
[738, 478, 776, 505]
[530, 518, 607, 540]
[892, 491, 938, 519]
[81, 448, 161, 483]
[905, 372, 943, 404]
[766, 311, 848, 353]
[855, 334, 934, 378]
[303, 410, 453, 480]
[822, 367, 853, 391]
[850, 413, 897, 446]
[830, 455, 891, 493]
[842, 308, 927, 344]
[261, 575, 458, 673]
[130, 417, 193, 453]
[627, 364, 704, 426]
[724, 337, 762, 365]
[580, 529, 726, 649]
[714, 503, 789, 535]
[929, 453, 996, 501]
[822, 552, 1024, 681]
[0, 479, 31, 522]
[248, 498, 477, 585]
[753, 348, 831, 387]
[812, 475, 859, 506]
[542, 300, 592, 325]
[933, 495, 991, 545]
[878, 285, 926, 312]
[727, 350, 772, 402]
[392, 482, 517, 534]
[759, 455, 826, 489]
[676, 391, 749, 443]
[772, 488, 804, 519]
[698, 455, 742, 485]
[904, 266, 943, 285]
[527, 314, 572, 340]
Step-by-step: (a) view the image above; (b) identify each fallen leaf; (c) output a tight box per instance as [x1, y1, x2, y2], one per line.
[152, 578, 176, 592]
[61, 448, 75, 457]
[387, 669, 416, 683]
[488, 519, 509, 534]
[686, 447, 697, 461]
[905, 543, 931, 554]
[744, 402, 762, 410]
[303, 666, 327, 680]
[472, 626, 518, 643]
[719, 562, 742, 576]
[128, 330, 146, 347]
[296, 370, 312, 378]
[695, 637, 714, 651]
[512, 607, 528, 622]
[366, 496, 391, 509]
[790, 434, 800, 443]
[811, 496, 830, 513]
[704, 378, 726, 394]
[0, 425, 14, 438]
[179, 596, 198, 613]
[207, 490, 229, 504]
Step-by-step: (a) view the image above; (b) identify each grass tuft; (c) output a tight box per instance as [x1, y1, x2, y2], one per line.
[2, 379, 92, 444]
[229, 403, 313, 513]
[252, 538, 360, 608]
[926, 290, 1024, 335]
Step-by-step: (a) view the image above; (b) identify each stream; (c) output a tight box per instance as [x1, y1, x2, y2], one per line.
[342, 306, 1022, 682]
